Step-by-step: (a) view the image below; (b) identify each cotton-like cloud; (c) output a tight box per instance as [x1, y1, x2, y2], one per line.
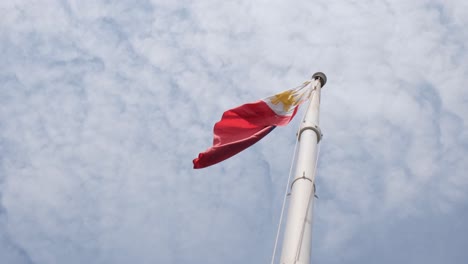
[0, 0, 467, 264]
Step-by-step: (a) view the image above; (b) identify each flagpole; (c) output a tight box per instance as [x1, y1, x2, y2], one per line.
[279, 72, 326, 264]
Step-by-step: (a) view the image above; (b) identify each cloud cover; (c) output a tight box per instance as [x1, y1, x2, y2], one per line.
[0, 0, 467, 263]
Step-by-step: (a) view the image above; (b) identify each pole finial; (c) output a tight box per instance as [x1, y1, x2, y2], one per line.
[312, 72, 327, 87]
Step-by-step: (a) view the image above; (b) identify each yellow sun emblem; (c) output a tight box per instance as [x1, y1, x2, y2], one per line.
[270, 90, 300, 112]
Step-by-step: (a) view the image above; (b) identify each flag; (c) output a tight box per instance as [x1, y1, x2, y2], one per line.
[193, 81, 313, 169]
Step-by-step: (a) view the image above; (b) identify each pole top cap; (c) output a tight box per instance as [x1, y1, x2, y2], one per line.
[312, 72, 327, 87]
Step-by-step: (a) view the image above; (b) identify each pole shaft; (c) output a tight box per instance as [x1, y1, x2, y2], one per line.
[279, 76, 323, 264]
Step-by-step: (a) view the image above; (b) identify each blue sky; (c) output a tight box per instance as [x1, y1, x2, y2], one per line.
[1, 0, 467, 263]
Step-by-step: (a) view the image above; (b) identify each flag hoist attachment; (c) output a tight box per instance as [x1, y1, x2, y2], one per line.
[278, 72, 326, 264]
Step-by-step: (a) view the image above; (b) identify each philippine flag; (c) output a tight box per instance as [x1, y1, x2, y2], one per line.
[193, 81, 313, 169]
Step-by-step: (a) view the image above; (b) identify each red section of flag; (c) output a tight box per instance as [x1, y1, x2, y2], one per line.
[193, 100, 298, 169]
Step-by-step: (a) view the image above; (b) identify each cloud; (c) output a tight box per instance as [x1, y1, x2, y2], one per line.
[0, 0, 467, 263]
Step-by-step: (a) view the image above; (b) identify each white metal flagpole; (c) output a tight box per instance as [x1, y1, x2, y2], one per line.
[279, 72, 326, 264]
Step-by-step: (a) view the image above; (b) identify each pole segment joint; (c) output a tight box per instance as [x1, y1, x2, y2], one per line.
[290, 172, 314, 191]
[298, 123, 322, 142]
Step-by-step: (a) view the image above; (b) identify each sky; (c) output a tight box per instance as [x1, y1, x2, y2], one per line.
[1, 0, 467, 263]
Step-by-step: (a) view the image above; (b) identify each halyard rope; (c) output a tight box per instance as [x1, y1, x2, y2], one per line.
[270, 134, 299, 264]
